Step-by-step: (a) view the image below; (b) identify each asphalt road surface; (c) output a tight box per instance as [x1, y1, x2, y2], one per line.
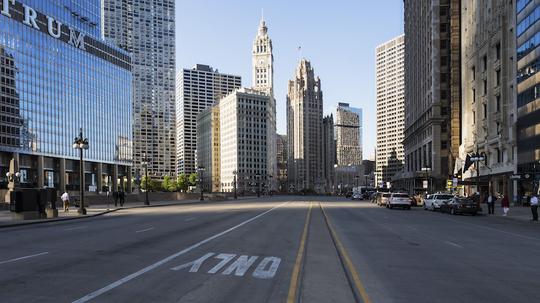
[0, 196, 539, 303]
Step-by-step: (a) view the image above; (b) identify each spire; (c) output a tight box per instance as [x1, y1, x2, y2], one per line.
[258, 10, 267, 36]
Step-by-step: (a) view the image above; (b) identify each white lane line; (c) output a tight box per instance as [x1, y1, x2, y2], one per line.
[443, 217, 540, 242]
[0, 252, 49, 265]
[72, 201, 289, 303]
[445, 241, 463, 248]
[64, 226, 88, 231]
[135, 227, 154, 233]
[185, 217, 196, 222]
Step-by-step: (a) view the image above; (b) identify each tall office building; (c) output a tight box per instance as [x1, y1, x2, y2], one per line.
[220, 89, 269, 193]
[323, 115, 336, 192]
[461, 0, 516, 197]
[287, 59, 324, 192]
[400, 0, 461, 192]
[376, 35, 405, 187]
[336, 103, 362, 166]
[252, 18, 277, 190]
[517, 0, 540, 195]
[196, 105, 220, 193]
[1, 0, 132, 201]
[176, 65, 241, 175]
[276, 134, 288, 191]
[103, 0, 176, 178]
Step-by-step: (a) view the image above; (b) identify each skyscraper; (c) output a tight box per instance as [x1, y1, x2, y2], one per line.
[516, 0, 540, 195]
[176, 65, 241, 175]
[323, 115, 336, 192]
[376, 35, 405, 187]
[401, 0, 461, 192]
[196, 105, 221, 193]
[252, 18, 277, 191]
[103, 0, 176, 178]
[276, 134, 288, 191]
[287, 59, 324, 192]
[335, 103, 362, 166]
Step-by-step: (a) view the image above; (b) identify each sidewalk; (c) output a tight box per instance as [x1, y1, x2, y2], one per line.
[482, 204, 538, 223]
[0, 198, 215, 228]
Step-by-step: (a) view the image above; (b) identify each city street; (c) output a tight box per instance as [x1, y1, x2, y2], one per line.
[0, 196, 539, 303]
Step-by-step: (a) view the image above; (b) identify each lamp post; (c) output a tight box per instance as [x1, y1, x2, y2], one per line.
[141, 154, 150, 205]
[73, 128, 89, 215]
[6, 171, 21, 184]
[354, 175, 359, 190]
[233, 170, 237, 200]
[471, 152, 486, 194]
[421, 167, 432, 193]
[256, 173, 261, 197]
[198, 166, 205, 201]
[364, 174, 369, 188]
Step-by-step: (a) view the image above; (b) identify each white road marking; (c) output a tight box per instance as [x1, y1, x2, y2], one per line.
[171, 253, 215, 272]
[0, 252, 49, 265]
[72, 201, 289, 303]
[185, 217, 196, 222]
[252, 256, 281, 279]
[64, 226, 87, 231]
[135, 227, 154, 233]
[222, 255, 259, 276]
[445, 241, 463, 248]
[443, 217, 540, 242]
[207, 253, 236, 274]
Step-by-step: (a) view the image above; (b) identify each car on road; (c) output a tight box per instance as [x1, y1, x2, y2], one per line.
[440, 197, 479, 215]
[424, 193, 454, 211]
[387, 193, 412, 210]
[351, 193, 362, 200]
[376, 193, 391, 207]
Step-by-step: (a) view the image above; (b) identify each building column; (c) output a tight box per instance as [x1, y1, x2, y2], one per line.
[126, 167, 132, 193]
[112, 164, 118, 192]
[37, 155, 44, 188]
[96, 163, 103, 194]
[59, 158, 66, 193]
[4, 153, 20, 202]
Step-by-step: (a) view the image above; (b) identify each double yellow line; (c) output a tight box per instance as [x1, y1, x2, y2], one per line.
[287, 202, 372, 303]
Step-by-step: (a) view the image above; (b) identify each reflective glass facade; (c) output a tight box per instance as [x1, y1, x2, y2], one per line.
[0, 0, 132, 165]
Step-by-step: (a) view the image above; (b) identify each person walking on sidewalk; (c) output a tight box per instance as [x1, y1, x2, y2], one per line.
[113, 190, 119, 207]
[61, 191, 70, 212]
[531, 194, 539, 221]
[487, 192, 495, 215]
[119, 190, 125, 207]
[501, 194, 510, 216]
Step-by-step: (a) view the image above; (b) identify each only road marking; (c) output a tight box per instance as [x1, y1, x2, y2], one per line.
[0, 252, 49, 265]
[135, 227, 154, 233]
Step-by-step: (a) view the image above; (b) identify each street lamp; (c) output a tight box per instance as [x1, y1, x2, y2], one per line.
[6, 171, 21, 183]
[141, 154, 150, 205]
[73, 128, 89, 215]
[256, 173, 261, 197]
[470, 152, 487, 194]
[421, 167, 432, 193]
[197, 166, 205, 201]
[233, 170, 237, 200]
[354, 175, 360, 189]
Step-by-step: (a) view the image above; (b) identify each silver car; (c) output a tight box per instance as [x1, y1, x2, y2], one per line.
[424, 194, 454, 211]
[388, 193, 412, 210]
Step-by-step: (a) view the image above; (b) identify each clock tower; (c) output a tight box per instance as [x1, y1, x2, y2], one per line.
[252, 17, 277, 192]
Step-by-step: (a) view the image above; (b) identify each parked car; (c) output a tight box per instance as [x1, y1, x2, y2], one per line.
[376, 193, 391, 207]
[424, 193, 454, 211]
[352, 193, 362, 200]
[440, 197, 479, 215]
[387, 193, 412, 209]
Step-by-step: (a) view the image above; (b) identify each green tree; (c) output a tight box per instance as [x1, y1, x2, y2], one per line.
[141, 176, 150, 191]
[176, 174, 188, 192]
[188, 173, 199, 187]
[162, 175, 177, 192]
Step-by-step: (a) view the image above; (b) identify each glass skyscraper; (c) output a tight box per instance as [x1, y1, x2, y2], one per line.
[0, 0, 132, 198]
[517, 0, 540, 194]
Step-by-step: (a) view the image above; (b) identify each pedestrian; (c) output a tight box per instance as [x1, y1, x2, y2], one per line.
[61, 190, 70, 212]
[487, 192, 495, 215]
[501, 194, 510, 216]
[113, 190, 119, 207]
[119, 190, 125, 207]
[531, 194, 539, 221]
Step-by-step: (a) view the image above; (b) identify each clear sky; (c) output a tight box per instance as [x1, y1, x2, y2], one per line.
[176, 0, 404, 160]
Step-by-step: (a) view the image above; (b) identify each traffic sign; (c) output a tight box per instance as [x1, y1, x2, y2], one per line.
[510, 174, 522, 180]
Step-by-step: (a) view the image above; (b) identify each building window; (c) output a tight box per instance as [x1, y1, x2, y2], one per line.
[472, 66, 476, 80]
[473, 110, 476, 124]
[483, 103, 487, 119]
[496, 70, 501, 87]
[472, 88, 476, 103]
[495, 43, 501, 60]
[496, 95, 501, 112]
[483, 80, 487, 95]
[483, 55, 487, 71]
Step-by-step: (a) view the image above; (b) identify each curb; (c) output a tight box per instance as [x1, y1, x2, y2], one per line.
[0, 199, 229, 229]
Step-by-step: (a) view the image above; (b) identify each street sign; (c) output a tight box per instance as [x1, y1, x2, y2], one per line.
[510, 174, 522, 180]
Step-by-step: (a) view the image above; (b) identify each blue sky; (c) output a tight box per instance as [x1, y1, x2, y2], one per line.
[176, 0, 404, 159]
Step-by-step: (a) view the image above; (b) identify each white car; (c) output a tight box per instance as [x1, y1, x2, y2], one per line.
[387, 193, 412, 210]
[424, 194, 454, 211]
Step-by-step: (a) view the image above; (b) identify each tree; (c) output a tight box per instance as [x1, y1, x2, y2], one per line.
[162, 175, 177, 192]
[141, 176, 149, 191]
[188, 173, 198, 187]
[176, 174, 188, 192]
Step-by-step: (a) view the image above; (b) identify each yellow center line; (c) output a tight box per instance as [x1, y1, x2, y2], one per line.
[286, 201, 313, 303]
[320, 202, 372, 303]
